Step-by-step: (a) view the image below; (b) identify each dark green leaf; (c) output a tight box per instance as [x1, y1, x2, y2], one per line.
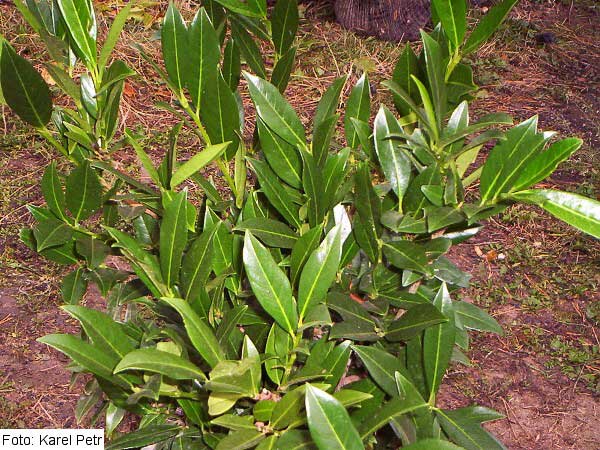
[386, 303, 448, 342]
[180, 222, 220, 301]
[300, 149, 326, 228]
[41, 162, 67, 220]
[61, 268, 88, 304]
[463, 0, 519, 54]
[244, 72, 305, 148]
[223, 38, 241, 90]
[271, 45, 296, 93]
[344, 73, 371, 149]
[75, 236, 109, 268]
[431, 0, 466, 50]
[1, 42, 53, 127]
[272, 0, 298, 56]
[66, 161, 103, 221]
[257, 118, 302, 188]
[171, 142, 230, 188]
[391, 44, 419, 116]
[56, 0, 97, 68]
[423, 284, 455, 399]
[383, 240, 432, 275]
[162, 297, 224, 368]
[352, 346, 409, 397]
[314, 76, 346, 131]
[33, 217, 73, 251]
[354, 163, 381, 263]
[161, 3, 187, 92]
[215, 429, 265, 450]
[105, 425, 181, 450]
[235, 217, 298, 248]
[232, 23, 266, 78]
[436, 406, 505, 450]
[454, 301, 503, 335]
[290, 226, 322, 287]
[160, 191, 188, 288]
[402, 439, 464, 450]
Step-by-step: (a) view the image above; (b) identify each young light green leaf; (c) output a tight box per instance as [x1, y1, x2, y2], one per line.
[159, 191, 188, 288]
[298, 225, 343, 320]
[509, 189, 600, 239]
[244, 72, 306, 149]
[114, 348, 206, 380]
[171, 142, 230, 188]
[161, 297, 224, 367]
[243, 232, 298, 335]
[305, 384, 364, 450]
[344, 73, 371, 149]
[1, 42, 53, 127]
[272, 0, 298, 56]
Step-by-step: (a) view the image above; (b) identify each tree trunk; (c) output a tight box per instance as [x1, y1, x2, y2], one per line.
[333, 0, 430, 42]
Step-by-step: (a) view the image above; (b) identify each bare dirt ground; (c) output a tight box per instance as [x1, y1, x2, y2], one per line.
[0, 0, 598, 448]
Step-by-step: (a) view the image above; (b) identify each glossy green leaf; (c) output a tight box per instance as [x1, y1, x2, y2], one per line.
[38, 334, 130, 387]
[243, 232, 298, 334]
[423, 284, 455, 399]
[344, 73, 370, 149]
[328, 294, 378, 341]
[454, 301, 503, 335]
[66, 161, 103, 222]
[290, 225, 322, 287]
[75, 236, 109, 269]
[61, 268, 88, 304]
[436, 406, 506, 450]
[1, 42, 53, 127]
[171, 142, 230, 188]
[56, 0, 97, 68]
[354, 163, 381, 263]
[314, 76, 346, 131]
[244, 72, 305, 148]
[386, 303, 448, 342]
[223, 38, 241, 90]
[305, 384, 364, 450]
[161, 3, 187, 92]
[33, 217, 73, 251]
[271, 387, 304, 430]
[509, 189, 600, 239]
[62, 305, 136, 359]
[235, 217, 298, 248]
[391, 44, 419, 116]
[232, 22, 266, 78]
[105, 425, 181, 450]
[180, 222, 220, 301]
[114, 348, 206, 380]
[212, 0, 263, 17]
[352, 346, 409, 397]
[264, 323, 292, 385]
[200, 71, 240, 154]
[271, 45, 296, 93]
[358, 396, 428, 440]
[41, 161, 66, 219]
[313, 114, 340, 168]
[272, 0, 298, 55]
[301, 149, 326, 228]
[374, 105, 412, 202]
[383, 240, 432, 275]
[160, 191, 188, 288]
[257, 118, 302, 188]
[186, 8, 220, 111]
[463, 0, 519, 55]
[249, 158, 301, 228]
[431, 0, 466, 50]
[298, 225, 342, 319]
[480, 117, 549, 202]
[511, 138, 582, 192]
[162, 297, 224, 368]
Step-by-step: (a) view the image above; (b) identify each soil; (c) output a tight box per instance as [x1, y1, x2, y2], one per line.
[0, 0, 598, 448]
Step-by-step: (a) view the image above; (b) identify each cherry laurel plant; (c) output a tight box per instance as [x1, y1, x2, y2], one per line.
[1, 0, 599, 448]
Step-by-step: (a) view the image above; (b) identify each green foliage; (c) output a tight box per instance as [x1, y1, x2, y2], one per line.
[3, 0, 599, 448]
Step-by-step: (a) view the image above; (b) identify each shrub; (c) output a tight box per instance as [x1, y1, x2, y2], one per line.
[1, 0, 598, 448]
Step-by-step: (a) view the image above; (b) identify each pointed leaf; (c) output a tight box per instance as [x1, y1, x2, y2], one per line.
[463, 0, 519, 54]
[454, 301, 503, 335]
[243, 232, 298, 334]
[105, 425, 181, 450]
[436, 406, 506, 450]
[386, 303, 448, 342]
[171, 142, 230, 188]
[352, 346, 409, 397]
[180, 222, 220, 301]
[305, 384, 364, 450]
[344, 73, 370, 149]
[431, 0, 467, 50]
[272, 0, 298, 56]
[235, 217, 298, 248]
[161, 3, 187, 92]
[56, 0, 97, 69]
[383, 240, 432, 275]
[66, 161, 103, 221]
[114, 348, 206, 380]
[160, 191, 188, 288]
[257, 118, 302, 188]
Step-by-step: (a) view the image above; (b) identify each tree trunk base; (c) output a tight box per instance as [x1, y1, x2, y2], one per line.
[333, 0, 430, 42]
